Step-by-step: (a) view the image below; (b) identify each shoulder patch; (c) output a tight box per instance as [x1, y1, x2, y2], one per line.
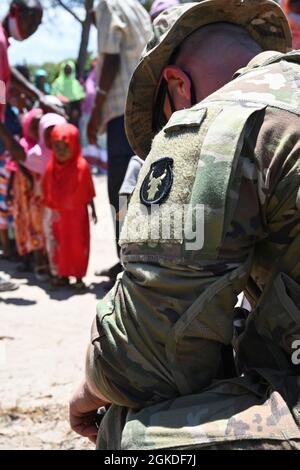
[164, 107, 206, 133]
[140, 157, 173, 206]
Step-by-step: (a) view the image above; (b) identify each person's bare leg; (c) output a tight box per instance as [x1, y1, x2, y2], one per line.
[34, 250, 50, 281]
[74, 278, 86, 290]
[34, 249, 48, 270]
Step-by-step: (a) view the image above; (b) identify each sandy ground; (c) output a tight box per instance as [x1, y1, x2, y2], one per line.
[0, 174, 118, 450]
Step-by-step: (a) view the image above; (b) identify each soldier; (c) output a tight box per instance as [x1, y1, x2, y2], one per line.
[70, 0, 300, 449]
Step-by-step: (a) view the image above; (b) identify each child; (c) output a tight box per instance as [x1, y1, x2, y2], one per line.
[24, 113, 67, 277]
[25, 113, 67, 177]
[9, 108, 46, 276]
[43, 123, 97, 289]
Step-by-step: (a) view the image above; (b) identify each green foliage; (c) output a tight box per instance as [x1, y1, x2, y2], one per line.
[30, 62, 60, 83]
[25, 50, 94, 84]
[26, 61, 60, 84]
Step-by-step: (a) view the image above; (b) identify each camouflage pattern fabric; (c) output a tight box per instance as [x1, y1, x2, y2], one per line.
[87, 51, 300, 449]
[125, 0, 291, 159]
[97, 381, 300, 450]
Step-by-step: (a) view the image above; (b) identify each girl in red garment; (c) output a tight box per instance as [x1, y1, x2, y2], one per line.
[43, 123, 97, 289]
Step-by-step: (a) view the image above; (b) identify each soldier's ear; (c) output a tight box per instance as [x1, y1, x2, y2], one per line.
[162, 66, 192, 103]
[162, 66, 192, 112]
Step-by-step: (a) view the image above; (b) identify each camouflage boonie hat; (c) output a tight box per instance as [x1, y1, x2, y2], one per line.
[125, 0, 292, 159]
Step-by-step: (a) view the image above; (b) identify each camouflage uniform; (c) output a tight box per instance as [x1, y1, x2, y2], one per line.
[85, 1, 300, 449]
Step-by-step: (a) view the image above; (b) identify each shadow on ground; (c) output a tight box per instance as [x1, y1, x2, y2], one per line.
[0, 297, 37, 306]
[1, 259, 112, 302]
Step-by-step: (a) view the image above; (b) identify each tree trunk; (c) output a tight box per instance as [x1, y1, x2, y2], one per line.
[77, 0, 94, 79]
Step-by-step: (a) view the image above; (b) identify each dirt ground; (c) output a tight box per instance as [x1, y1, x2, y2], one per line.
[0, 175, 118, 450]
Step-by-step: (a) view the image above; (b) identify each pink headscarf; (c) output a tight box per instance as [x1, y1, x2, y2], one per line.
[5, 108, 43, 173]
[20, 108, 43, 152]
[24, 113, 67, 175]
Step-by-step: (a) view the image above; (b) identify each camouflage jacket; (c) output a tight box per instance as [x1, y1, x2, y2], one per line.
[87, 51, 300, 449]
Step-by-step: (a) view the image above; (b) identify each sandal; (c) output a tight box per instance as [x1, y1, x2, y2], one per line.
[51, 276, 70, 288]
[72, 280, 87, 290]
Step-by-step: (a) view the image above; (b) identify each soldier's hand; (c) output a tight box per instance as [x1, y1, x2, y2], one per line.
[69, 381, 107, 444]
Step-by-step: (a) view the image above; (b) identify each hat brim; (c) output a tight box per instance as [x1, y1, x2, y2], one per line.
[125, 0, 292, 160]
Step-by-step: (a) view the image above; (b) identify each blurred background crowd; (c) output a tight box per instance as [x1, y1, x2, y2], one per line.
[0, 0, 156, 292]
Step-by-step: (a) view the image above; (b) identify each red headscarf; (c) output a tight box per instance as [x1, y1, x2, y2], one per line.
[43, 123, 95, 210]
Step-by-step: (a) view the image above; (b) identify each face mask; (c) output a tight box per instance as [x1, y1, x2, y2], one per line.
[8, 15, 24, 41]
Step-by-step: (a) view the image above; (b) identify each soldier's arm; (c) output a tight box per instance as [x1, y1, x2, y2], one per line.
[80, 105, 300, 412]
[236, 107, 300, 371]
[81, 105, 265, 409]
[244, 106, 300, 296]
